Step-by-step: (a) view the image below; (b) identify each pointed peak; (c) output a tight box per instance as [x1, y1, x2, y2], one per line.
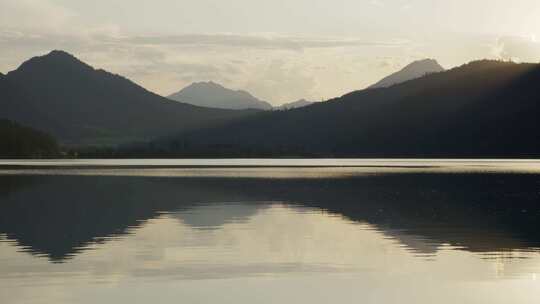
[11, 50, 93, 76]
[31, 50, 85, 65]
[369, 58, 445, 89]
[47, 49, 77, 58]
[168, 81, 272, 110]
[403, 58, 444, 71]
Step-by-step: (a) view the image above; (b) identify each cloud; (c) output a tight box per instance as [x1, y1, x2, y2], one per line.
[122, 34, 406, 51]
[492, 36, 540, 63]
[244, 59, 318, 103]
[0, 0, 76, 33]
[0, 29, 412, 103]
[4, 16, 537, 105]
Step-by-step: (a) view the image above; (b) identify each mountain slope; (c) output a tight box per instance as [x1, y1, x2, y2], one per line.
[141, 60, 540, 157]
[168, 81, 273, 110]
[369, 59, 445, 89]
[0, 119, 59, 158]
[0, 51, 256, 146]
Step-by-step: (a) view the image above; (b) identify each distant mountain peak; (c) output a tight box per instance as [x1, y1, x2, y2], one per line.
[168, 82, 273, 110]
[188, 81, 252, 96]
[403, 58, 441, 69]
[369, 58, 445, 89]
[158, 59, 540, 157]
[191, 81, 222, 88]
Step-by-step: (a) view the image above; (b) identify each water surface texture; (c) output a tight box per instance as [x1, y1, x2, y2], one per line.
[1, 160, 540, 303]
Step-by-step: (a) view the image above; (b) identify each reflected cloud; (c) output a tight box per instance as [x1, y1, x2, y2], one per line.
[171, 203, 266, 230]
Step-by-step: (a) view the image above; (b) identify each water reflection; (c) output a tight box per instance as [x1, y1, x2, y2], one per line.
[1, 170, 540, 303]
[1, 173, 540, 262]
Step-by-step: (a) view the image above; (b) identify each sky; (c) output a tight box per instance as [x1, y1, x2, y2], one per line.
[1, 0, 540, 105]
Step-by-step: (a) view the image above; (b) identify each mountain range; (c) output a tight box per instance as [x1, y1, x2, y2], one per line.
[168, 81, 273, 110]
[0, 51, 255, 146]
[136, 60, 540, 158]
[2, 50, 540, 157]
[167, 59, 444, 111]
[369, 59, 445, 89]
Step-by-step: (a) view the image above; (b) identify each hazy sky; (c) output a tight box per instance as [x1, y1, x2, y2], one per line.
[1, 0, 540, 104]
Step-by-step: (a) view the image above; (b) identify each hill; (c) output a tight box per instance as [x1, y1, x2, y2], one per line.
[0, 119, 60, 158]
[369, 59, 445, 89]
[168, 81, 273, 110]
[132, 60, 540, 158]
[276, 99, 315, 110]
[0, 51, 256, 146]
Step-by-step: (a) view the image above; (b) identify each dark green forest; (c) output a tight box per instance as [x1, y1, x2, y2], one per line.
[0, 119, 60, 158]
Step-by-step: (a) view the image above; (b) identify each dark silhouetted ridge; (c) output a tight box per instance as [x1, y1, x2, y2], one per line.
[0, 51, 257, 146]
[131, 60, 540, 158]
[369, 58, 445, 89]
[10, 50, 94, 78]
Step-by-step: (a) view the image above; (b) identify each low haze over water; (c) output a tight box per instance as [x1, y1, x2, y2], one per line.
[1, 160, 540, 303]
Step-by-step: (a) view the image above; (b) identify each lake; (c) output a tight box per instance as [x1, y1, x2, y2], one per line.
[1, 159, 539, 303]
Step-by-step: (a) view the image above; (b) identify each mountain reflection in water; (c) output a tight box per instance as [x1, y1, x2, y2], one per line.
[1, 173, 539, 261]
[1, 168, 540, 304]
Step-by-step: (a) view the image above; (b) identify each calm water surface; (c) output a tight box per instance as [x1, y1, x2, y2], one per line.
[1, 159, 540, 303]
